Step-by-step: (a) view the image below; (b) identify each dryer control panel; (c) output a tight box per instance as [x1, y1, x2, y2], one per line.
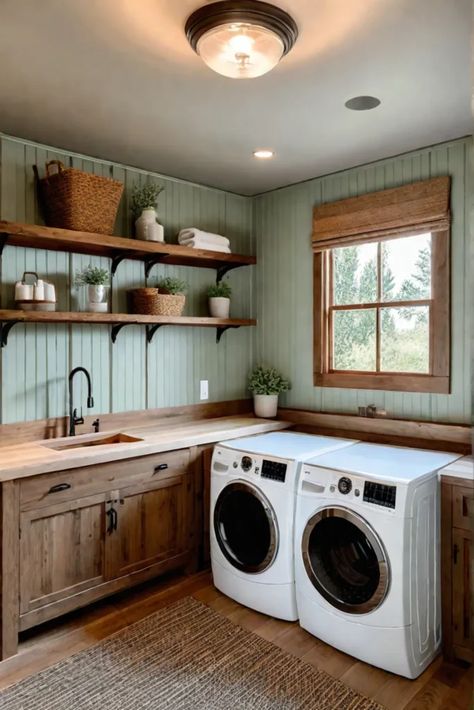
[261, 459, 287, 482]
[363, 481, 397, 509]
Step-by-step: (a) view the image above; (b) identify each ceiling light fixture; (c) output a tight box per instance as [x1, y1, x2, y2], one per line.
[185, 1, 298, 79]
[345, 95, 381, 111]
[253, 149, 274, 159]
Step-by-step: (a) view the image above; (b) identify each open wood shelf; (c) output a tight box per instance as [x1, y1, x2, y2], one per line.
[0, 311, 257, 347]
[0, 221, 256, 279]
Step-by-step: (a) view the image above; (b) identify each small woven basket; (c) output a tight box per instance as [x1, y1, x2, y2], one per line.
[33, 160, 123, 235]
[155, 293, 185, 316]
[130, 288, 161, 315]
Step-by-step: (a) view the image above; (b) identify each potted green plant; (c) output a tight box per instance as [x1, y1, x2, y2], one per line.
[207, 281, 232, 318]
[75, 265, 110, 312]
[131, 183, 165, 242]
[248, 365, 290, 418]
[156, 276, 187, 316]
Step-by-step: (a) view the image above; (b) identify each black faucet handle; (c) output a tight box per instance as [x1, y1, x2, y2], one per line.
[73, 407, 84, 425]
[87, 395, 94, 408]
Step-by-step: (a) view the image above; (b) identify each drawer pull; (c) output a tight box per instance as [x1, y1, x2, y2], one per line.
[48, 482, 71, 494]
[153, 463, 168, 474]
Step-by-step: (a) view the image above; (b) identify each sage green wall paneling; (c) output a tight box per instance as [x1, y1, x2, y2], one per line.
[0, 134, 255, 424]
[254, 137, 472, 424]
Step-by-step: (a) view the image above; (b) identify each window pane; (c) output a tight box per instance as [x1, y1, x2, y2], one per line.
[333, 243, 378, 305]
[382, 233, 431, 301]
[380, 306, 429, 373]
[333, 309, 376, 371]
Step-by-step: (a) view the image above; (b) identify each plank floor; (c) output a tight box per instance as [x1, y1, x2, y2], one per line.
[0, 572, 471, 709]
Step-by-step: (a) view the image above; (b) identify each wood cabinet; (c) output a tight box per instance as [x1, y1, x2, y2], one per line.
[441, 476, 473, 663]
[0, 448, 199, 658]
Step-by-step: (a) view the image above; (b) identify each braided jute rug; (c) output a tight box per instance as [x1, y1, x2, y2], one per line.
[0, 596, 385, 709]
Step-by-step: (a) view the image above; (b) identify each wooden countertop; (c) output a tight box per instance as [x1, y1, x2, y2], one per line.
[439, 455, 473, 481]
[0, 416, 291, 482]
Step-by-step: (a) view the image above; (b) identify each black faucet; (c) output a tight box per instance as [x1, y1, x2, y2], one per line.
[68, 367, 94, 436]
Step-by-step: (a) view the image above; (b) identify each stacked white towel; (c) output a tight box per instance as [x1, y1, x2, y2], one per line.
[178, 228, 231, 253]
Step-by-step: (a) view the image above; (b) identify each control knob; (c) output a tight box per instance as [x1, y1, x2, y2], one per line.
[338, 476, 352, 494]
[241, 456, 253, 472]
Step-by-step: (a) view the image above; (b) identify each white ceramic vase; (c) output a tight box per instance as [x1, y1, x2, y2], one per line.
[253, 394, 279, 418]
[87, 284, 108, 313]
[209, 297, 230, 318]
[135, 208, 164, 242]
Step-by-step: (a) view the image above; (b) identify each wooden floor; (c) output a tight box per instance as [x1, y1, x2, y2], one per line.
[0, 572, 471, 709]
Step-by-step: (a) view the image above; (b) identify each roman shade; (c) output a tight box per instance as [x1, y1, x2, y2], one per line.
[312, 176, 450, 250]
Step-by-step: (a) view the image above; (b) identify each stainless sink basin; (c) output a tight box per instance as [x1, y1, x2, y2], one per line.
[44, 433, 143, 451]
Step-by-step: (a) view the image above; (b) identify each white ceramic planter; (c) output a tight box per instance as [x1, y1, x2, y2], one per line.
[253, 394, 279, 418]
[209, 297, 230, 318]
[87, 284, 108, 312]
[135, 208, 164, 242]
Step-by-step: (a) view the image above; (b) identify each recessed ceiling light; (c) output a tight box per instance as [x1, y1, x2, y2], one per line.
[185, 1, 298, 79]
[345, 95, 381, 111]
[253, 149, 274, 159]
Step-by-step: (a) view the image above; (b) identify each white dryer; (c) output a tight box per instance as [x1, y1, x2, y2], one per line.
[294, 443, 461, 678]
[211, 432, 357, 621]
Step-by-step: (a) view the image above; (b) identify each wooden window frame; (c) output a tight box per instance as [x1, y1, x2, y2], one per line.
[313, 230, 450, 393]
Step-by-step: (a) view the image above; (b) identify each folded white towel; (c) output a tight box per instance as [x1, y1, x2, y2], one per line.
[181, 238, 231, 253]
[178, 228, 230, 248]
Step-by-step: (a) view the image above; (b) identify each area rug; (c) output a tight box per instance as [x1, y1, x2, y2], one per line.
[0, 597, 385, 709]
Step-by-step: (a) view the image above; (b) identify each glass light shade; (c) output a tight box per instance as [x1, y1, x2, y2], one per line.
[196, 22, 284, 79]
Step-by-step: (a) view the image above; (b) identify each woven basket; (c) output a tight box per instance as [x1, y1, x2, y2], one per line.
[33, 160, 123, 234]
[130, 288, 160, 315]
[155, 293, 185, 316]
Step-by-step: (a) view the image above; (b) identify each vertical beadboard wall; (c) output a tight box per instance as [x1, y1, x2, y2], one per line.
[0, 134, 255, 424]
[254, 137, 472, 424]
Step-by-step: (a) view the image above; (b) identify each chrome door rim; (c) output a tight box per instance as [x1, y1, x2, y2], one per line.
[301, 506, 390, 614]
[214, 480, 279, 574]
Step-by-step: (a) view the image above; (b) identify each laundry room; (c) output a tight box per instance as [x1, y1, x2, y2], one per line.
[0, 1, 472, 709]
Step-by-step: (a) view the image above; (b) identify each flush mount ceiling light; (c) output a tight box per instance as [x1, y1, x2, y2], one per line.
[345, 95, 381, 111]
[253, 149, 274, 159]
[185, 1, 298, 79]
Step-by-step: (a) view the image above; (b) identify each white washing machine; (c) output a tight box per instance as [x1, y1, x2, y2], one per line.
[211, 432, 357, 621]
[294, 443, 461, 678]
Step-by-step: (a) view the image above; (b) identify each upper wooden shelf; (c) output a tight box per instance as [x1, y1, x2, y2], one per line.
[0, 221, 256, 279]
[0, 310, 257, 347]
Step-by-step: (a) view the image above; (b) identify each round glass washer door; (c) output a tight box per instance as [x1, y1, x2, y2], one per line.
[302, 506, 390, 614]
[214, 481, 278, 574]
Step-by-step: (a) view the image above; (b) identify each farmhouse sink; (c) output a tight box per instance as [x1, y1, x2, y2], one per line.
[43, 433, 143, 451]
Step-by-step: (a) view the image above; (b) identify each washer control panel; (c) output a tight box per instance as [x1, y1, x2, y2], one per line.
[363, 481, 397, 509]
[261, 459, 287, 482]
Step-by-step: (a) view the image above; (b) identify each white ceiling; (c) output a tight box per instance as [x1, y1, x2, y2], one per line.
[0, 0, 471, 195]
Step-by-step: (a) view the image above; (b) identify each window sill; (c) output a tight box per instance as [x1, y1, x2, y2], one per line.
[314, 372, 450, 394]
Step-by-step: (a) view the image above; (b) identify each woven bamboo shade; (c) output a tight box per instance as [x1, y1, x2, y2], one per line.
[312, 176, 450, 250]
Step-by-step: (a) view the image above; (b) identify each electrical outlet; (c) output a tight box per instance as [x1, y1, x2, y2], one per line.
[200, 380, 209, 400]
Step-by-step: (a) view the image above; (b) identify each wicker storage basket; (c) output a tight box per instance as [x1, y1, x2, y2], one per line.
[155, 293, 186, 316]
[33, 160, 123, 235]
[130, 288, 161, 315]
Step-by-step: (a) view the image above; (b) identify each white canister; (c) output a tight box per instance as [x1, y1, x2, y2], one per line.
[34, 279, 45, 301]
[15, 281, 33, 300]
[44, 281, 56, 302]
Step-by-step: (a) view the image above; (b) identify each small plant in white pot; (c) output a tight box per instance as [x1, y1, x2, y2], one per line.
[207, 281, 231, 318]
[75, 265, 110, 312]
[131, 183, 165, 242]
[248, 366, 290, 418]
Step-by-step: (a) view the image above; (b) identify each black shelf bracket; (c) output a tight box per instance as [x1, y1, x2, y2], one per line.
[110, 250, 138, 277]
[216, 325, 240, 343]
[145, 255, 171, 279]
[146, 324, 165, 344]
[0, 320, 21, 348]
[110, 323, 135, 343]
[216, 264, 240, 283]
[0, 233, 8, 260]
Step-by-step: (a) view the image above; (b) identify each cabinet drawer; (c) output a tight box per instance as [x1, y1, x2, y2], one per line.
[20, 449, 190, 510]
[453, 487, 474, 531]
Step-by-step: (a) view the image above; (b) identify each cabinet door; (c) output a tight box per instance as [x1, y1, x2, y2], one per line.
[19, 493, 108, 616]
[452, 527, 473, 653]
[109, 473, 191, 580]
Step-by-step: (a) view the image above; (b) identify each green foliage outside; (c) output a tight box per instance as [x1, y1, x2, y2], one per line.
[333, 242, 430, 373]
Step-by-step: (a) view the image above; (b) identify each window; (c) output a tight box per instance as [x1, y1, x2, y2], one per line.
[313, 177, 450, 393]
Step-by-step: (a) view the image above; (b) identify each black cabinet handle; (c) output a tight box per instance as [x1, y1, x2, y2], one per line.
[48, 482, 71, 494]
[106, 506, 117, 535]
[453, 543, 459, 564]
[153, 463, 168, 474]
